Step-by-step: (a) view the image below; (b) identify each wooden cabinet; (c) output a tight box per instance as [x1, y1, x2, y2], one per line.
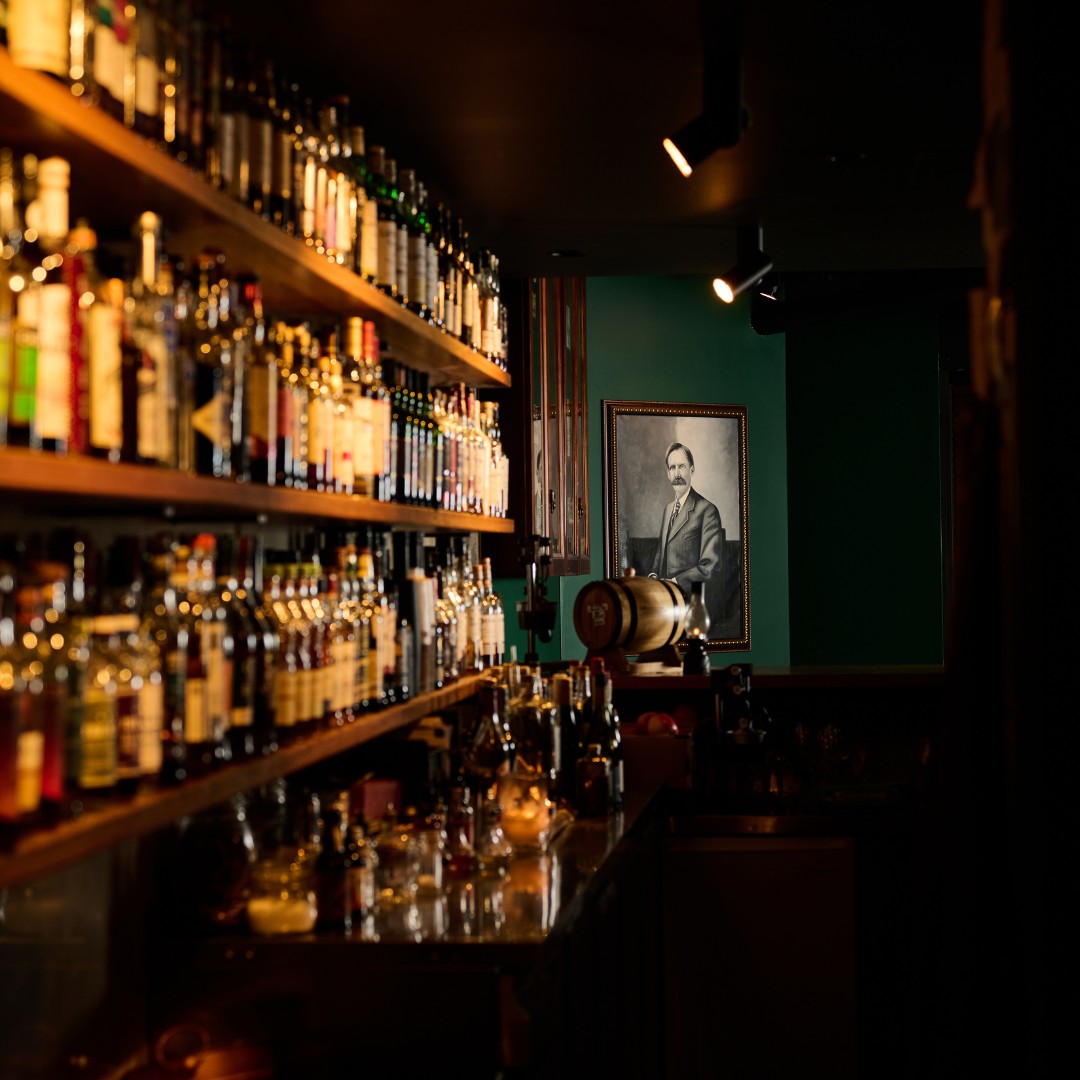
[0, 46, 512, 889]
[527, 277, 590, 575]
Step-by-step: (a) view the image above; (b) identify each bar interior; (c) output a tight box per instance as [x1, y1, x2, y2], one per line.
[0, 2, 1069, 1078]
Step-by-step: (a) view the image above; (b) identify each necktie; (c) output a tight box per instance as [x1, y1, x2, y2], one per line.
[669, 498, 681, 534]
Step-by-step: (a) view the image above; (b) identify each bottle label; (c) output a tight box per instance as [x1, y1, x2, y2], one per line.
[35, 282, 72, 440]
[307, 397, 330, 465]
[301, 156, 317, 239]
[360, 199, 379, 279]
[335, 175, 352, 258]
[93, 19, 126, 103]
[248, 362, 275, 446]
[251, 118, 274, 198]
[7, 0, 70, 77]
[409, 234, 427, 305]
[274, 667, 298, 729]
[133, 325, 170, 463]
[191, 391, 227, 449]
[274, 130, 293, 202]
[80, 690, 119, 789]
[185, 675, 208, 743]
[377, 219, 397, 288]
[135, 53, 160, 119]
[89, 303, 123, 451]
[139, 680, 165, 774]
[396, 227, 409, 298]
[15, 730, 45, 815]
[334, 406, 355, 490]
[202, 622, 228, 732]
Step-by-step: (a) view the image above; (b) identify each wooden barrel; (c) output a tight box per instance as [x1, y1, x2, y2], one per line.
[573, 575, 687, 654]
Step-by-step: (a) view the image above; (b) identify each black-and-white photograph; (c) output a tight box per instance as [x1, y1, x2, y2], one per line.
[602, 400, 750, 650]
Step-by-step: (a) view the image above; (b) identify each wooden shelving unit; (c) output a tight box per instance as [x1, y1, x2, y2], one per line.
[0, 675, 485, 889]
[0, 47, 509, 390]
[0, 48, 515, 889]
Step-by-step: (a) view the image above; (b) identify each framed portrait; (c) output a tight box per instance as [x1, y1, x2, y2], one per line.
[602, 400, 750, 650]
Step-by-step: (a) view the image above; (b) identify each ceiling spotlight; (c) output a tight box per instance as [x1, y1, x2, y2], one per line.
[713, 224, 772, 304]
[663, 114, 735, 178]
[662, 0, 746, 177]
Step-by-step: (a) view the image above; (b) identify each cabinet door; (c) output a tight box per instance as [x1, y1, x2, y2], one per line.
[528, 276, 589, 575]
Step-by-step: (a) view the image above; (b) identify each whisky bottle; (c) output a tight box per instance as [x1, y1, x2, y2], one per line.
[247, 57, 276, 220]
[133, 0, 164, 142]
[356, 532, 387, 712]
[318, 548, 355, 727]
[180, 535, 231, 773]
[582, 661, 623, 811]
[188, 248, 235, 478]
[237, 533, 278, 756]
[94, 0, 136, 126]
[140, 535, 189, 784]
[369, 145, 397, 298]
[262, 550, 300, 746]
[326, 331, 355, 495]
[269, 73, 296, 233]
[2, 559, 44, 827]
[128, 211, 174, 466]
[238, 275, 276, 485]
[315, 791, 354, 934]
[551, 671, 580, 806]
[27, 157, 73, 455]
[480, 557, 505, 668]
[348, 126, 376, 282]
[215, 532, 258, 761]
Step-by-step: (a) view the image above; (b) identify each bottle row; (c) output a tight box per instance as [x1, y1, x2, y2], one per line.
[0, 525, 507, 831]
[166, 656, 625, 942]
[0, 151, 510, 512]
[2, 2, 508, 364]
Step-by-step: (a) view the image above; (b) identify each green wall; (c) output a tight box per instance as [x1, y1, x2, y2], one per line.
[503, 274, 791, 666]
[501, 273, 945, 668]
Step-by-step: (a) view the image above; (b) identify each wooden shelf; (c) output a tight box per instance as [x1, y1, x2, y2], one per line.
[0, 47, 509, 390]
[0, 447, 516, 533]
[0, 675, 485, 889]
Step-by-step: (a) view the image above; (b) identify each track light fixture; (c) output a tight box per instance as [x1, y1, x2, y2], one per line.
[713, 224, 772, 304]
[662, 1, 746, 177]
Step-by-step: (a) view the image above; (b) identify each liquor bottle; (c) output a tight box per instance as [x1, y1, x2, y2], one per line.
[214, 532, 258, 761]
[336, 540, 369, 718]
[356, 531, 387, 712]
[299, 327, 331, 491]
[479, 557, 505, 668]
[269, 73, 296, 232]
[317, 547, 354, 727]
[431, 541, 459, 687]
[582, 660, 624, 812]
[1, 556, 43, 829]
[140, 534, 189, 784]
[238, 275, 276, 485]
[440, 539, 468, 677]
[228, 304, 249, 481]
[315, 791, 353, 934]
[349, 126, 377, 282]
[94, 0, 136, 126]
[462, 554, 484, 673]
[261, 550, 300, 746]
[328, 97, 354, 266]
[397, 166, 416, 307]
[128, 211, 174, 467]
[371, 532, 400, 705]
[247, 58, 275, 220]
[326, 331, 354, 495]
[272, 321, 302, 488]
[237, 533, 278, 756]
[290, 551, 324, 733]
[2, 154, 45, 449]
[341, 317, 372, 494]
[5, 0, 70, 80]
[1, 149, 20, 448]
[369, 145, 397, 298]
[550, 671, 580, 806]
[180, 535, 231, 773]
[294, 94, 320, 249]
[185, 0, 209, 174]
[158, 0, 188, 160]
[463, 676, 514, 802]
[188, 248, 235, 478]
[508, 667, 559, 785]
[419, 182, 438, 323]
[133, 0, 163, 141]
[26, 156, 73, 455]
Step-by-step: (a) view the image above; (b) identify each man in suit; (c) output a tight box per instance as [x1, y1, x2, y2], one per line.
[649, 441, 723, 603]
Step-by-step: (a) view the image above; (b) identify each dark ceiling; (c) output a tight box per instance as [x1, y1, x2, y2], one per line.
[250, 0, 986, 280]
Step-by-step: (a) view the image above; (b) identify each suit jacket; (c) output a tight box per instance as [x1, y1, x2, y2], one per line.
[649, 487, 723, 599]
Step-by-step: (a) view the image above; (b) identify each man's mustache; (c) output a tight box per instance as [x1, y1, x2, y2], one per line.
[671, 477, 687, 485]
